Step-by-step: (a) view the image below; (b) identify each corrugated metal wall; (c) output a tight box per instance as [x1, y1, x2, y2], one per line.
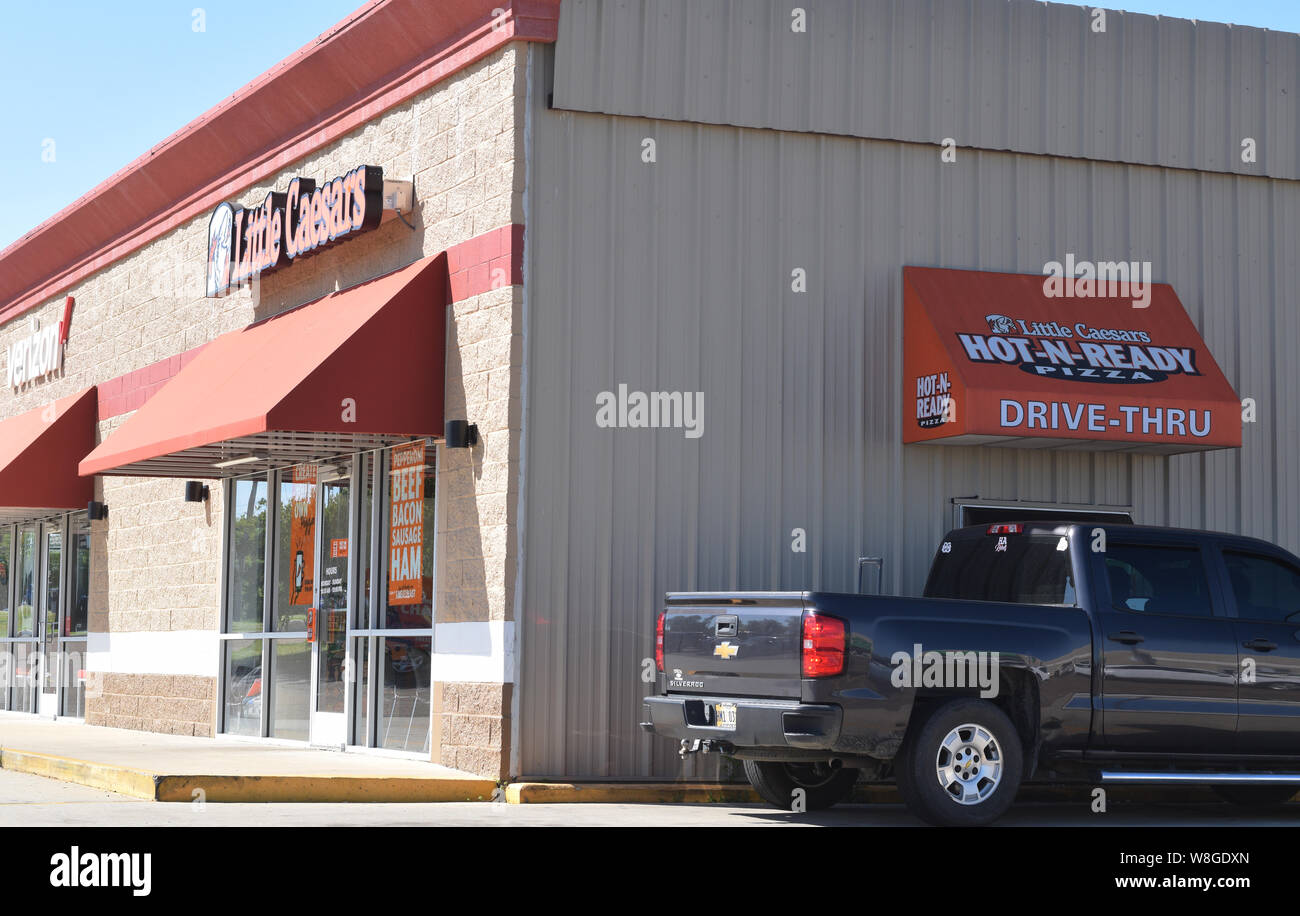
[517, 2, 1300, 778]
[553, 0, 1300, 181]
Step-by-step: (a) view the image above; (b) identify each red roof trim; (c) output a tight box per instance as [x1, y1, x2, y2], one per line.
[0, 0, 558, 326]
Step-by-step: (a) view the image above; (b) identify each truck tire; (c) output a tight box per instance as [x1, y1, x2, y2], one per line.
[742, 760, 859, 811]
[1212, 785, 1297, 808]
[895, 698, 1023, 827]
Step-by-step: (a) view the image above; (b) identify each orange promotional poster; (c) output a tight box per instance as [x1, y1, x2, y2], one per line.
[388, 442, 425, 605]
[902, 266, 1241, 452]
[289, 464, 317, 606]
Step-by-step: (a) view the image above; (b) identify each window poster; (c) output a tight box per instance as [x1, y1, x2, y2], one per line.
[388, 442, 425, 605]
[290, 464, 317, 606]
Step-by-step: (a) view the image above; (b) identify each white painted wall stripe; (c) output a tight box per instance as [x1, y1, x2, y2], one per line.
[84, 621, 514, 684]
[86, 630, 218, 678]
[431, 621, 514, 684]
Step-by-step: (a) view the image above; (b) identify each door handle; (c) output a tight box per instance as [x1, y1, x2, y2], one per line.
[1243, 638, 1278, 652]
[1108, 631, 1144, 645]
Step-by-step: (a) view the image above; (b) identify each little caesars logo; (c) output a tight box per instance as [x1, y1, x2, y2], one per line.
[958, 313, 1199, 384]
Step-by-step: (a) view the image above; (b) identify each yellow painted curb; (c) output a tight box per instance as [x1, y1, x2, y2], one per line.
[155, 775, 497, 803]
[0, 747, 497, 803]
[503, 783, 1222, 806]
[0, 748, 160, 800]
[506, 782, 762, 804]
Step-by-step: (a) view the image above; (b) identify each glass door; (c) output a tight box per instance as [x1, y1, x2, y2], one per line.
[60, 519, 90, 717]
[11, 526, 38, 712]
[310, 470, 352, 746]
[37, 522, 61, 716]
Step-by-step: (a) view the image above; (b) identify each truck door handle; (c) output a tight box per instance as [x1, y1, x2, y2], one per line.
[1109, 631, 1144, 645]
[1243, 638, 1278, 652]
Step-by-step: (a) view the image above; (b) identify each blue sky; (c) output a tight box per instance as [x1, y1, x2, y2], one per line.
[1, 0, 1299, 250]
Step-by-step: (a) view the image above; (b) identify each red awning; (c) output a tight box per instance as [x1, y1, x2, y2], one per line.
[903, 266, 1241, 453]
[0, 388, 97, 522]
[80, 255, 446, 478]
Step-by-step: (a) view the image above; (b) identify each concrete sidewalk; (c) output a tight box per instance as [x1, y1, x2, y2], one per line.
[0, 716, 497, 802]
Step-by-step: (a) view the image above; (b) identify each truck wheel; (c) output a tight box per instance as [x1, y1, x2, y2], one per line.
[896, 698, 1023, 827]
[1212, 785, 1297, 808]
[742, 760, 859, 811]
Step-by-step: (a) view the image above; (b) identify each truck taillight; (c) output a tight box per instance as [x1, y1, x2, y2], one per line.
[802, 612, 846, 678]
[655, 612, 666, 672]
[987, 523, 1022, 535]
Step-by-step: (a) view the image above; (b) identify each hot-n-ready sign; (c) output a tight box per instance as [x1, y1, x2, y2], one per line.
[206, 165, 385, 297]
[902, 267, 1241, 453]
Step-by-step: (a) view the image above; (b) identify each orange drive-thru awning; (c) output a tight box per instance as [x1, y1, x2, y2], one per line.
[0, 387, 97, 522]
[903, 266, 1241, 454]
[79, 255, 446, 478]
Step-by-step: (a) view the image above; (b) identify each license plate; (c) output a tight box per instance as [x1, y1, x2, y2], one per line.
[713, 703, 737, 730]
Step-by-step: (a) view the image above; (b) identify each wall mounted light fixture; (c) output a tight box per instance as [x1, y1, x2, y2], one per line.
[184, 481, 211, 503]
[87, 500, 108, 520]
[444, 419, 479, 449]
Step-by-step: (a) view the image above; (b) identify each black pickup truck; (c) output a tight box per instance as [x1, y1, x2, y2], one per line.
[643, 522, 1300, 825]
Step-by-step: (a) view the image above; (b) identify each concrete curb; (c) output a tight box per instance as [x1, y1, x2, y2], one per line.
[506, 782, 762, 804]
[0, 748, 160, 800]
[0, 748, 498, 803]
[504, 781, 1232, 805]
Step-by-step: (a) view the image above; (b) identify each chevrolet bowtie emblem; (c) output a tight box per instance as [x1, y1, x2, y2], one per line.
[713, 641, 739, 659]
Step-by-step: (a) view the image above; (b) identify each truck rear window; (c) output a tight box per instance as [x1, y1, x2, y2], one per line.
[924, 534, 1077, 606]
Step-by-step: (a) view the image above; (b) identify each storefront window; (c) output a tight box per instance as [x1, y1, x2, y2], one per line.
[269, 639, 310, 740]
[379, 635, 431, 753]
[0, 526, 9, 711]
[42, 530, 60, 695]
[15, 528, 35, 638]
[274, 468, 315, 633]
[223, 638, 262, 737]
[0, 527, 10, 639]
[227, 478, 267, 632]
[61, 521, 91, 717]
[220, 444, 436, 749]
[382, 444, 435, 629]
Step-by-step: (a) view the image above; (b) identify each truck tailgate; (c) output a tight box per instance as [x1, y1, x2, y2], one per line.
[662, 592, 805, 699]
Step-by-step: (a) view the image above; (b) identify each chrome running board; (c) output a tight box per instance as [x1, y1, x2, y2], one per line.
[1101, 771, 1300, 784]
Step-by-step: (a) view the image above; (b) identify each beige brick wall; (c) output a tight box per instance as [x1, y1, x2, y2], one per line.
[439, 284, 523, 625]
[433, 682, 512, 779]
[1, 42, 531, 772]
[85, 673, 215, 737]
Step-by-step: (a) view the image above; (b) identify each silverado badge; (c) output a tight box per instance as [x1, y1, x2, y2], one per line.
[713, 641, 739, 659]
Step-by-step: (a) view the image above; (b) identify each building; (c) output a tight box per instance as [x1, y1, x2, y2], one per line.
[0, 0, 1294, 783]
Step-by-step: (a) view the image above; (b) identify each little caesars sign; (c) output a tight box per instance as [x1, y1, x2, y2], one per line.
[206, 165, 385, 297]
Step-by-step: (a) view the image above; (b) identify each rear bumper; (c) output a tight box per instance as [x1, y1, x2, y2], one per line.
[641, 695, 842, 749]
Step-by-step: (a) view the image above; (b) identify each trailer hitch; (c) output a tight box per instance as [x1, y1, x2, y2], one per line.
[679, 738, 730, 758]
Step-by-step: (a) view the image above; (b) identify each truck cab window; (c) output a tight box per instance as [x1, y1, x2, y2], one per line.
[1104, 544, 1213, 617]
[924, 535, 1076, 606]
[1223, 551, 1300, 623]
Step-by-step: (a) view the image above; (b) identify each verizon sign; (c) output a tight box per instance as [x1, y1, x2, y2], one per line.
[6, 296, 73, 390]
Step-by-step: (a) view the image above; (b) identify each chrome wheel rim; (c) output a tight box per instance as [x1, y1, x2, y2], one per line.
[935, 723, 1003, 805]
